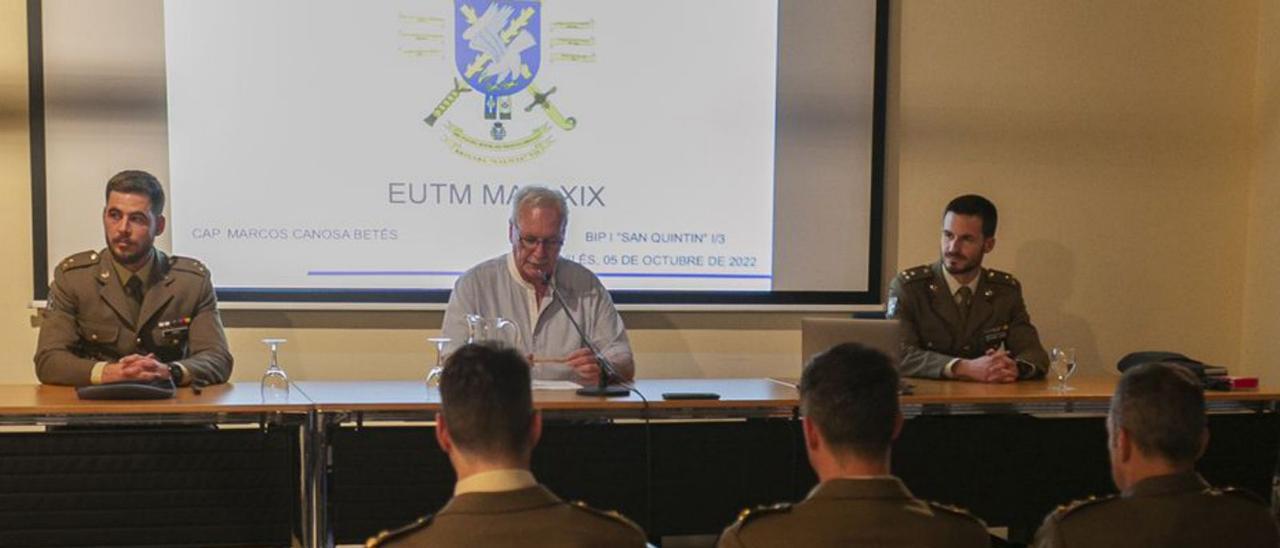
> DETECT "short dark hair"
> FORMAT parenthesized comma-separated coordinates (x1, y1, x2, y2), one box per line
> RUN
(1110, 362, 1206, 465)
(799, 342, 900, 458)
(944, 194, 997, 238)
(105, 170, 165, 215)
(439, 342, 535, 458)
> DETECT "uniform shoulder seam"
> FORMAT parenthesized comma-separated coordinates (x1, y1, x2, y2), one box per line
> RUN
(364, 514, 432, 547)
(57, 250, 101, 273)
(731, 502, 792, 528)
(1051, 494, 1116, 520)
(568, 500, 646, 535)
(1210, 486, 1269, 506)
(896, 264, 934, 284)
(926, 500, 987, 527)
(982, 269, 1020, 287)
(167, 256, 211, 277)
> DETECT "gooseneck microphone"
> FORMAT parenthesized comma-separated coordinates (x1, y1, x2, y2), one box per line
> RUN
(543, 270, 630, 397)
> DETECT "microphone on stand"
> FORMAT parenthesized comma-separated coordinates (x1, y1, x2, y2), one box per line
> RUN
(543, 270, 630, 397)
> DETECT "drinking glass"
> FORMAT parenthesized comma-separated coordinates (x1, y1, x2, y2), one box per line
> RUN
(260, 338, 290, 402)
(1049, 346, 1078, 392)
(426, 337, 450, 387)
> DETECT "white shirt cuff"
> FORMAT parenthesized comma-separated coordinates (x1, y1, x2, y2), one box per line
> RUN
(90, 361, 108, 385)
(943, 358, 960, 378)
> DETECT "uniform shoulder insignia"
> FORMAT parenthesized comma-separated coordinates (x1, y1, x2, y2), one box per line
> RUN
(983, 269, 1020, 287)
(569, 500, 645, 533)
(58, 250, 101, 272)
(733, 502, 792, 526)
(168, 256, 211, 277)
(364, 514, 432, 547)
(926, 500, 986, 527)
(1051, 494, 1116, 518)
(897, 265, 934, 284)
(1209, 486, 1269, 506)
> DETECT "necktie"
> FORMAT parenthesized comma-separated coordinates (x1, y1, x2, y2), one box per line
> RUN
(124, 275, 145, 322)
(955, 286, 972, 325)
(125, 275, 145, 305)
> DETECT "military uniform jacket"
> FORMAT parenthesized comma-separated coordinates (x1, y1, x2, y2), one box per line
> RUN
(1033, 472, 1280, 548)
(887, 261, 1049, 379)
(717, 477, 989, 548)
(34, 249, 233, 386)
(368, 484, 647, 547)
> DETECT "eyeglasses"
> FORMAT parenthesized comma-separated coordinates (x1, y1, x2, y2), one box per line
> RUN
(516, 234, 565, 250)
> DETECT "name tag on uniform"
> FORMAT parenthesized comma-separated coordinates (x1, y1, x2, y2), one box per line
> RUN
(982, 325, 1009, 346)
(160, 326, 189, 339)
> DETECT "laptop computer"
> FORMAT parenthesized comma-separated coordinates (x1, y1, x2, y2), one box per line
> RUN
(800, 317, 902, 367)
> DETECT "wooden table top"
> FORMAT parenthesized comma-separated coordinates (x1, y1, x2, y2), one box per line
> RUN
(772, 375, 1280, 405)
(2, 376, 1275, 418)
(0, 383, 313, 416)
(903, 376, 1122, 404)
(294, 378, 799, 413)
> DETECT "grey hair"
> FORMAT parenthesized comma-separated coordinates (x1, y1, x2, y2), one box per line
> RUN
(1109, 362, 1206, 465)
(509, 185, 568, 230)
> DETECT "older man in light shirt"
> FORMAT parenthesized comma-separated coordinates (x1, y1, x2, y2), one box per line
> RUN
(440, 185, 634, 384)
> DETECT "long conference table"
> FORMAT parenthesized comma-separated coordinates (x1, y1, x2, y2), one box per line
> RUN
(0, 377, 1276, 547)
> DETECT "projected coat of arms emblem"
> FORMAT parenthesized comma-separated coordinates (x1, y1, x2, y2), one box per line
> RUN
(413, 0, 581, 165)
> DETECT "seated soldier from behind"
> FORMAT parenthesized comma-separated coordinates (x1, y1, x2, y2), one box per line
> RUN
(367, 342, 647, 547)
(1033, 362, 1280, 548)
(718, 343, 989, 548)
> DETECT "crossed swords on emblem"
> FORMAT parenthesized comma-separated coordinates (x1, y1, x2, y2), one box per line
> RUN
(424, 77, 577, 131)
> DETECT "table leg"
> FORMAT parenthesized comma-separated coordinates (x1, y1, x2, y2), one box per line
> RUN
(300, 410, 331, 548)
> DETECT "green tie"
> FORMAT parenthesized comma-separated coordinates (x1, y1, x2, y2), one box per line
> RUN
(956, 286, 972, 325)
(124, 275, 144, 321)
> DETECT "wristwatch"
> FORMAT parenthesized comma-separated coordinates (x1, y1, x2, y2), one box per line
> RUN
(167, 362, 185, 386)
(1016, 358, 1036, 379)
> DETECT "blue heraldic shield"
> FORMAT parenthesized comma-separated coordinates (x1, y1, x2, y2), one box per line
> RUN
(455, 0, 542, 121)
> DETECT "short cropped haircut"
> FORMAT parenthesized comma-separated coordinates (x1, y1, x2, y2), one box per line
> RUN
(944, 194, 997, 239)
(105, 170, 165, 216)
(439, 343, 535, 458)
(510, 185, 568, 231)
(799, 342, 900, 458)
(1110, 362, 1206, 465)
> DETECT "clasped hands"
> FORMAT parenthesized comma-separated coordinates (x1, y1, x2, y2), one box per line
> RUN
(102, 353, 169, 384)
(954, 349, 1019, 383)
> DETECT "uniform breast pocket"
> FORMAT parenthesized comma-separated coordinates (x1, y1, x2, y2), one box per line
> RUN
(77, 321, 119, 346)
(918, 317, 953, 350)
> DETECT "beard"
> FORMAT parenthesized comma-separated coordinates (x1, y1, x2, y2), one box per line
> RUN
(108, 238, 153, 267)
(943, 253, 981, 276)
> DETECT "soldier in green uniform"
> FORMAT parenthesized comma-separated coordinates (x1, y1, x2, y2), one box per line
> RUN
(34, 170, 232, 387)
(1033, 362, 1279, 547)
(366, 343, 646, 547)
(887, 194, 1048, 382)
(718, 343, 989, 548)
